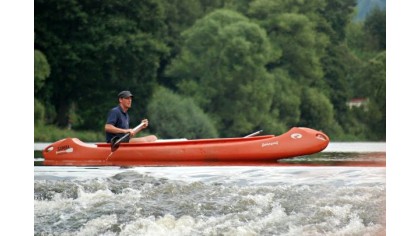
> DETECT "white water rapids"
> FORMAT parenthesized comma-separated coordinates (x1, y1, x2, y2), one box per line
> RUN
(34, 166, 385, 236)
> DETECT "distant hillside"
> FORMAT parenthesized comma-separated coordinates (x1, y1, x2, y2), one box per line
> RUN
(354, 0, 386, 21)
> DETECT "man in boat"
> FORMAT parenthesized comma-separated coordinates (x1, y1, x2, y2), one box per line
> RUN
(105, 90, 158, 143)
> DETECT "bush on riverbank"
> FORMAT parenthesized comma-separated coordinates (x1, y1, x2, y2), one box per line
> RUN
(35, 124, 103, 142)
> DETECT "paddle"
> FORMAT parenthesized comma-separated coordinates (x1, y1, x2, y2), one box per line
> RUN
(110, 121, 146, 152)
(244, 130, 263, 138)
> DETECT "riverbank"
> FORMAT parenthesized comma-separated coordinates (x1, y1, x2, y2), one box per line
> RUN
(34, 124, 103, 142)
(35, 124, 386, 144)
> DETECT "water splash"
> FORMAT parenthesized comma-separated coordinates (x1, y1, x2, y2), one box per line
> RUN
(35, 168, 385, 235)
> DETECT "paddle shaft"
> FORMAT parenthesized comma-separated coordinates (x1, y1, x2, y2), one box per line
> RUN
(113, 121, 146, 147)
(244, 130, 263, 138)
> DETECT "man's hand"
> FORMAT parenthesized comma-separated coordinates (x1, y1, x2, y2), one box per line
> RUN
(127, 129, 135, 137)
(141, 119, 149, 129)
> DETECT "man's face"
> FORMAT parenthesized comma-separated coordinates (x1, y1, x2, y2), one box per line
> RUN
(120, 97, 132, 109)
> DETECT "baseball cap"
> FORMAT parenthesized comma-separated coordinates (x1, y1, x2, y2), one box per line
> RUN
(118, 91, 133, 98)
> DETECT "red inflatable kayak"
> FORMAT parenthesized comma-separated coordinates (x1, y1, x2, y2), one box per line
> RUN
(42, 127, 329, 166)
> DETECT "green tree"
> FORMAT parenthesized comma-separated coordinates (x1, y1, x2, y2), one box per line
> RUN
(358, 51, 386, 140)
(34, 49, 50, 125)
(158, 0, 205, 89)
(35, 0, 169, 129)
(167, 9, 274, 137)
(34, 49, 50, 94)
(322, 44, 358, 124)
(246, 0, 345, 135)
(345, 22, 377, 59)
(248, 1, 329, 86)
(345, 8, 386, 140)
(34, 99, 45, 126)
(318, 0, 360, 137)
(270, 13, 325, 85)
(147, 86, 218, 139)
(320, 0, 357, 44)
(269, 68, 301, 130)
(299, 87, 335, 133)
(364, 7, 386, 51)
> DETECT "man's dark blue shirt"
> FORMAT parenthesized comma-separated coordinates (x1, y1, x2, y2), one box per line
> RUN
(106, 105, 130, 143)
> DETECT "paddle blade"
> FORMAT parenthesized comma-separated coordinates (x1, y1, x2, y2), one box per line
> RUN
(110, 136, 120, 152)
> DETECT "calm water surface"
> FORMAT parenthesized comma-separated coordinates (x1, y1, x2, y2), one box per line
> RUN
(34, 142, 386, 236)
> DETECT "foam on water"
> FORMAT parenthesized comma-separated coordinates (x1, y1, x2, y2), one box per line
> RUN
(34, 167, 385, 235)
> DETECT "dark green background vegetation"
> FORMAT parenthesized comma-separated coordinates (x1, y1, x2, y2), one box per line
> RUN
(34, 0, 385, 142)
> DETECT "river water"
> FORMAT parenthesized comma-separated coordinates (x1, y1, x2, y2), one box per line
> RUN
(34, 142, 386, 236)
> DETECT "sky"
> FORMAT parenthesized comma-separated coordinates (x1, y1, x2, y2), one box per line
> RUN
(1, 1, 420, 235)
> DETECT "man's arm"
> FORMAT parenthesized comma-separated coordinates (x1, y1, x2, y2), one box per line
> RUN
(105, 124, 132, 135)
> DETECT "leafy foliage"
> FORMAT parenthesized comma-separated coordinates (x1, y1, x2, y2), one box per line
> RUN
(167, 9, 274, 136)
(270, 69, 301, 130)
(299, 87, 335, 132)
(34, 0, 386, 141)
(35, 0, 169, 129)
(34, 50, 50, 93)
(364, 7, 386, 50)
(34, 124, 103, 142)
(247, 0, 329, 86)
(358, 52, 386, 139)
(147, 87, 218, 138)
(34, 99, 45, 126)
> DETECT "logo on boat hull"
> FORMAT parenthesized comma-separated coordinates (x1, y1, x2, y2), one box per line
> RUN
(56, 145, 74, 154)
(290, 133, 302, 139)
(261, 141, 279, 147)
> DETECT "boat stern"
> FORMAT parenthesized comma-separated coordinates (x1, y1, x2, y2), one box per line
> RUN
(42, 138, 101, 163)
